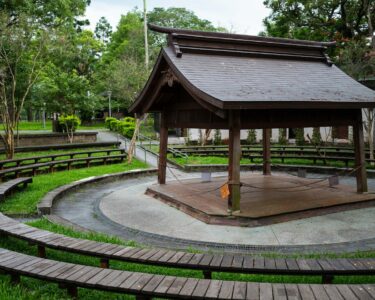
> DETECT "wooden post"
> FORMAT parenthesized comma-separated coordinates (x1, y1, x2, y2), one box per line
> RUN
(158, 111, 168, 184)
(263, 128, 271, 175)
(228, 110, 241, 212)
(353, 110, 368, 193)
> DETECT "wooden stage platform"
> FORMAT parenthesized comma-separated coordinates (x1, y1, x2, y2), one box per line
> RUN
(146, 174, 375, 226)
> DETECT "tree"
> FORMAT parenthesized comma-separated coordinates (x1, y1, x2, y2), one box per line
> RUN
(246, 129, 257, 144)
(0, 0, 90, 158)
(278, 128, 288, 145)
(0, 12, 49, 158)
(95, 17, 112, 44)
(263, 0, 375, 42)
(295, 128, 305, 146)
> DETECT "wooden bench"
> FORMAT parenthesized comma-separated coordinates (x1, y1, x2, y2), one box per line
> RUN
(0, 154, 126, 181)
(0, 141, 121, 154)
(0, 149, 125, 170)
(0, 178, 32, 201)
(1, 213, 374, 284)
(0, 248, 374, 299)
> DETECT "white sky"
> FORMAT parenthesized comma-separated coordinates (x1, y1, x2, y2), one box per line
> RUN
(85, 0, 270, 35)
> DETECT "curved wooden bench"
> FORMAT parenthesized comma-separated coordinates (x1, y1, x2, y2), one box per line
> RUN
(0, 178, 32, 201)
(0, 248, 374, 300)
(0, 154, 127, 181)
(0, 148, 125, 170)
(1, 213, 374, 284)
(0, 141, 121, 154)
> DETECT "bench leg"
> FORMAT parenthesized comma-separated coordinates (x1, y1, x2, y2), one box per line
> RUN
(32, 168, 37, 176)
(136, 295, 152, 300)
(67, 285, 78, 299)
(10, 272, 20, 284)
(203, 270, 212, 279)
(322, 274, 334, 284)
(68, 162, 72, 171)
(86, 160, 90, 167)
(49, 166, 54, 173)
(37, 245, 46, 258)
(100, 258, 109, 268)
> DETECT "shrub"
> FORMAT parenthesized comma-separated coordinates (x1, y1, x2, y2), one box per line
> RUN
(213, 129, 222, 145)
(58, 115, 80, 133)
(295, 128, 305, 146)
(58, 115, 81, 143)
(312, 127, 322, 145)
(246, 129, 257, 144)
(278, 128, 287, 145)
(105, 117, 117, 129)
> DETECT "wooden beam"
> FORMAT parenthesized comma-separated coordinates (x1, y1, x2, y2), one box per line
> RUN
(158, 112, 168, 184)
(263, 128, 271, 175)
(228, 110, 241, 212)
(353, 110, 368, 193)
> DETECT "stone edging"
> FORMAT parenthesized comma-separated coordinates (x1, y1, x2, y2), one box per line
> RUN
(37, 168, 158, 215)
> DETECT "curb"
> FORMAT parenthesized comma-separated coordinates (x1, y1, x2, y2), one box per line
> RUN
(37, 168, 158, 215)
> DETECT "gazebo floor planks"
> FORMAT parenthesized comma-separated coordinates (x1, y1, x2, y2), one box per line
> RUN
(147, 174, 375, 226)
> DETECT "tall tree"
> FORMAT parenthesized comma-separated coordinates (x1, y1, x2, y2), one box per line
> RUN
(95, 16, 112, 44)
(263, 0, 375, 42)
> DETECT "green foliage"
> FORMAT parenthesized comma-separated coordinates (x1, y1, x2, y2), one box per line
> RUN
(246, 129, 257, 144)
(213, 129, 222, 145)
(312, 127, 322, 145)
(95, 16, 112, 44)
(263, 0, 374, 42)
(295, 128, 305, 146)
(0, 159, 147, 215)
(337, 39, 375, 80)
(278, 128, 288, 145)
(105, 117, 117, 129)
(106, 117, 136, 139)
(58, 115, 81, 133)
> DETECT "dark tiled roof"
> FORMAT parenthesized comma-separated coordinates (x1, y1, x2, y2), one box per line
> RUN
(129, 25, 375, 113)
(164, 47, 375, 107)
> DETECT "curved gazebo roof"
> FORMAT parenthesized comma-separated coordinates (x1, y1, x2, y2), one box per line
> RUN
(129, 24, 375, 115)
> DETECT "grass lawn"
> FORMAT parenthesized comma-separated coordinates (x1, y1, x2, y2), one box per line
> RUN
(0, 218, 374, 299)
(0, 159, 148, 215)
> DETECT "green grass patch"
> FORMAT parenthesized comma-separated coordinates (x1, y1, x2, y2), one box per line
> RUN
(0, 160, 148, 215)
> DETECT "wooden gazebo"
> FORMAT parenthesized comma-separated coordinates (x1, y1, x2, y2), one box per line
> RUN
(129, 24, 375, 213)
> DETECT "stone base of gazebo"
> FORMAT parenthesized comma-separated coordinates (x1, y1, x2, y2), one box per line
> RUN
(146, 174, 375, 227)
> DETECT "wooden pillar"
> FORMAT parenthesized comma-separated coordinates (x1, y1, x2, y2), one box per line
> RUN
(263, 128, 271, 175)
(353, 110, 368, 193)
(158, 111, 168, 184)
(228, 111, 241, 212)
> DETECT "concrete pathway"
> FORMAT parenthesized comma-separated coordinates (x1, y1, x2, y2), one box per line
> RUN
(52, 131, 375, 253)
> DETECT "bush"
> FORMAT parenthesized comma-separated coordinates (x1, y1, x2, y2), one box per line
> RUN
(278, 128, 287, 145)
(246, 129, 257, 144)
(213, 129, 222, 145)
(58, 115, 81, 133)
(105, 116, 136, 138)
(295, 128, 305, 146)
(105, 117, 117, 129)
(312, 127, 322, 145)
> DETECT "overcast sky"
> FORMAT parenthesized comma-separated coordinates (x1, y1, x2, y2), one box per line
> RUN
(85, 0, 271, 35)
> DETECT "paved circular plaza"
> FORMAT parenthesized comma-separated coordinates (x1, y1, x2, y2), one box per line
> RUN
(52, 170, 375, 254)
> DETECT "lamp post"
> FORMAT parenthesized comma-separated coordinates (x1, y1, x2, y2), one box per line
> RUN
(42, 102, 46, 129)
(108, 90, 112, 118)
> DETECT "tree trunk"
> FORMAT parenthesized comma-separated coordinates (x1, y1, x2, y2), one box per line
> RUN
(2, 128, 15, 159)
(27, 107, 33, 121)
